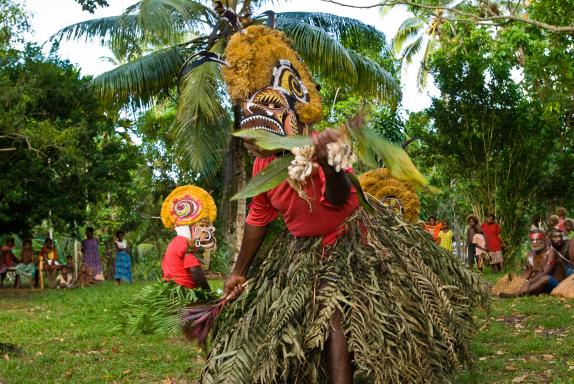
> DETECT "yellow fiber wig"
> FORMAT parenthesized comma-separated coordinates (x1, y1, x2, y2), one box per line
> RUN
(161, 185, 217, 229)
(222, 25, 322, 124)
(358, 168, 420, 223)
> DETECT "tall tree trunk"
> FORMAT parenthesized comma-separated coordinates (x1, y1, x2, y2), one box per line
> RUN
(220, 105, 247, 271)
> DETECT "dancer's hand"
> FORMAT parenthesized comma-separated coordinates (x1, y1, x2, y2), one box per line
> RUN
(313, 129, 339, 167)
(224, 273, 246, 300)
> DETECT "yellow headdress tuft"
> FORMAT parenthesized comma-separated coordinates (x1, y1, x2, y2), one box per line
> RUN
(161, 185, 217, 229)
(222, 25, 322, 124)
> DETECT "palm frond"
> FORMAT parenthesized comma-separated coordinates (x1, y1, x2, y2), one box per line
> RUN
(173, 61, 230, 178)
(93, 46, 185, 104)
(401, 35, 426, 64)
(277, 18, 356, 84)
(51, 0, 211, 46)
(126, 0, 214, 36)
(392, 17, 425, 56)
(417, 38, 438, 91)
(277, 12, 388, 53)
(51, 15, 140, 45)
(347, 49, 401, 101)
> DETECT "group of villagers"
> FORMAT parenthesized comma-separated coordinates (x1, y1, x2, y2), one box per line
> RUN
(493, 208, 574, 299)
(126, 17, 490, 384)
(0, 227, 131, 289)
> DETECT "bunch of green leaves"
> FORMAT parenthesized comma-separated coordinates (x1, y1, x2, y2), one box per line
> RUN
(230, 125, 429, 203)
(117, 281, 219, 335)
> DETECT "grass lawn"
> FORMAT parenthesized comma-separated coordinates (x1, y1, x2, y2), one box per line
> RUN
(2, 275, 574, 383)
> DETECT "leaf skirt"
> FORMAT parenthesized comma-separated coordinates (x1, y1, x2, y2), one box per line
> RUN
(203, 200, 489, 383)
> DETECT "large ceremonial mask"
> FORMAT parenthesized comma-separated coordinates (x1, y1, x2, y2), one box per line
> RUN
(161, 185, 217, 250)
(222, 25, 323, 137)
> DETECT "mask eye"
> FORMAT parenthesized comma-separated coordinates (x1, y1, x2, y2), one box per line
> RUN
(271, 60, 310, 103)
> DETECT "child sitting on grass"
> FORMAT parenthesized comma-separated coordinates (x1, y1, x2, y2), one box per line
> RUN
(56, 266, 73, 289)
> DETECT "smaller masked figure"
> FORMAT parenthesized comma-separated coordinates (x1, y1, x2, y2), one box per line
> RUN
(161, 185, 216, 290)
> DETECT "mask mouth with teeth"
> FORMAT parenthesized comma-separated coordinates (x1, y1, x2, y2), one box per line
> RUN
(192, 219, 217, 250)
(240, 60, 310, 137)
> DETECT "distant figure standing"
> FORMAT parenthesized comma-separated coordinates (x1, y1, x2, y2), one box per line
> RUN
(438, 221, 454, 253)
(472, 227, 488, 272)
(114, 231, 132, 285)
(466, 214, 480, 269)
(82, 227, 104, 281)
(39, 238, 59, 288)
(424, 216, 442, 244)
(482, 214, 504, 273)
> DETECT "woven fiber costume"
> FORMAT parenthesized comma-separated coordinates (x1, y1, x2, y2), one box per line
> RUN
(202, 25, 488, 384)
(119, 185, 218, 335)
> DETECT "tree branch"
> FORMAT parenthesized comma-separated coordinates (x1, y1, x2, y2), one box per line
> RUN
(320, 0, 574, 33)
(0, 134, 48, 157)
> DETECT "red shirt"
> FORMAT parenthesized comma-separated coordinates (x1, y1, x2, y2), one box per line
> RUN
(162, 236, 201, 288)
(481, 222, 502, 252)
(2, 245, 16, 267)
(246, 155, 359, 242)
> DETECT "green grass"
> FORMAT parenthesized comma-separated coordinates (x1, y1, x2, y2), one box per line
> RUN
(456, 269, 574, 383)
(2, 277, 574, 383)
(0, 281, 220, 384)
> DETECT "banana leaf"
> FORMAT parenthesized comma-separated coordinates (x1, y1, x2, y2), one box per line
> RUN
(232, 130, 313, 151)
(231, 154, 294, 200)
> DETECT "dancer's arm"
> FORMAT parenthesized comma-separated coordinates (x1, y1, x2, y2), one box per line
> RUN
(224, 223, 268, 299)
(313, 129, 351, 206)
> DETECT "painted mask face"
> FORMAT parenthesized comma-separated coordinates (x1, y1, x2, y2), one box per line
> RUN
(240, 60, 310, 136)
(192, 218, 216, 250)
(529, 231, 545, 251)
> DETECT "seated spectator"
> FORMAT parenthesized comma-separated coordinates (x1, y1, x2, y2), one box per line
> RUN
(499, 230, 565, 298)
(39, 238, 59, 288)
(549, 227, 572, 276)
(1, 238, 18, 288)
(65, 255, 75, 274)
(564, 218, 573, 241)
(472, 228, 488, 272)
(438, 221, 454, 253)
(15, 239, 36, 288)
(547, 215, 560, 231)
(556, 207, 568, 231)
(55, 266, 73, 289)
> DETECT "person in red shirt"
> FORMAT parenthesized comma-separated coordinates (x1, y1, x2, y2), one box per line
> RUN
(1, 238, 18, 288)
(482, 214, 504, 273)
(160, 185, 217, 291)
(201, 25, 488, 384)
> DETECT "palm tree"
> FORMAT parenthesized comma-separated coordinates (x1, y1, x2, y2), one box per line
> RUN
(391, 3, 461, 91)
(53, 0, 401, 255)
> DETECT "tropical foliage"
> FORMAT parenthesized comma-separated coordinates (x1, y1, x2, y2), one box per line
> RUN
(406, 19, 574, 263)
(52, 0, 401, 180)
